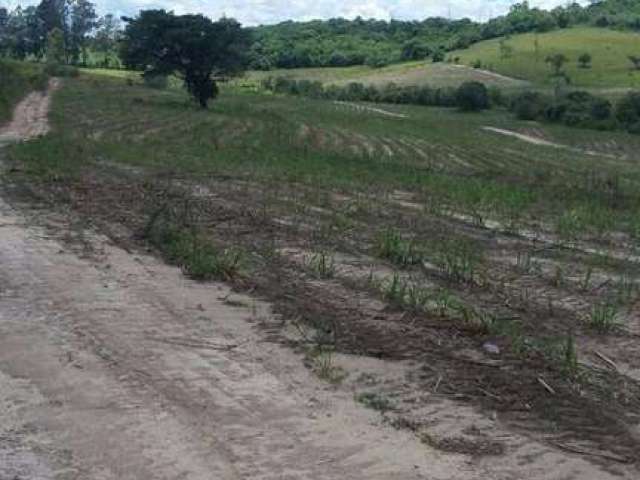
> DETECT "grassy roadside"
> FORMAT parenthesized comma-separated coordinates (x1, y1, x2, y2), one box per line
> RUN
(0, 60, 47, 124)
(5, 71, 640, 462)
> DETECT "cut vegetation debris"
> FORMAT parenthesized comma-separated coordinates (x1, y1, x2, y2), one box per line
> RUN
(482, 125, 617, 158)
(5, 27, 640, 477)
(334, 101, 409, 118)
(5, 1, 640, 477)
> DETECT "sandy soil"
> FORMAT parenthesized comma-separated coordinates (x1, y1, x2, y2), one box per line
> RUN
(1, 195, 482, 480)
(334, 101, 409, 119)
(483, 126, 564, 148)
(449, 64, 522, 83)
(0, 78, 60, 145)
(1, 79, 638, 480)
(482, 126, 617, 159)
(0, 80, 475, 480)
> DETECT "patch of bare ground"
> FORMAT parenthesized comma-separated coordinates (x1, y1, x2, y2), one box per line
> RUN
(483, 126, 620, 159)
(3, 81, 640, 478)
(333, 101, 409, 119)
(2, 194, 473, 479)
(12, 168, 640, 470)
(0, 78, 60, 145)
(0, 84, 482, 480)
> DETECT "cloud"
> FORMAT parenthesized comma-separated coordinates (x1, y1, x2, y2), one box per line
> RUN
(2, 0, 587, 26)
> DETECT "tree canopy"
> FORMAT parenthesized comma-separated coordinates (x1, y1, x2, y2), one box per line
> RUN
(0, 0, 98, 63)
(120, 10, 248, 108)
(2, 0, 640, 71)
(246, 1, 640, 69)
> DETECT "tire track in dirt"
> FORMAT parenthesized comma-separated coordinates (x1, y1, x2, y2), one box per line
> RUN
(483, 126, 618, 159)
(0, 78, 60, 145)
(0, 77, 483, 480)
(3, 78, 639, 480)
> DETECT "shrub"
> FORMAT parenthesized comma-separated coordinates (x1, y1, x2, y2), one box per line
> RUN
(511, 91, 550, 120)
(365, 52, 392, 68)
(578, 53, 592, 69)
(616, 91, 640, 128)
(273, 76, 297, 95)
(554, 91, 612, 127)
(431, 49, 445, 63)
(142, 73, 169, 89)
(297, 79, 323, 98)
(628, 55, 640, 71)
(43, 63, 79, 78)
(434, 87, 458, 107)
(455, 81, 489, 111)
(488, 86, 506, 107)
(344, 82, 366, 101)
(628, 121, 640, 134)
(590, 97, 613, 121)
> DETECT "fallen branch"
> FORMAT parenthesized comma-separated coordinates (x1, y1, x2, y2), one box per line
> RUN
(478, 387, 502, 401)
(433, 375, 442, 393)
(594, 350, 618, 371)
(150, 336, 240, 351)
(549, 441, 632, 464)
(537, 376, 556, 395)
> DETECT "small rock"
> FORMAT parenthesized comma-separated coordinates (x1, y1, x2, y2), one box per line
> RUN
(482, 341, 500, 355)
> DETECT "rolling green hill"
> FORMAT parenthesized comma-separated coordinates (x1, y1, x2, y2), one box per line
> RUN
(453, 27, 640, 88)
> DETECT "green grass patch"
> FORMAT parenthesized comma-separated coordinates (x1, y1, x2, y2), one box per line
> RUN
(8, 72, 640, 243)
(454, 27, 640, 88)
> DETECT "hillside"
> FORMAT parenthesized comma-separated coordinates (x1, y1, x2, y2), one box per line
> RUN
(245, 61, 528, 89)
(454, 27, 640, 88)
(245, 0, 640, 70)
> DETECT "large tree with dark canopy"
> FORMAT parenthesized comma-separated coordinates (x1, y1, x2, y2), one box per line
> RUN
(120, 10, 248, 108)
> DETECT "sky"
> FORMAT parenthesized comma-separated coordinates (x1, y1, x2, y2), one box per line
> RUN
(1, 0, 588, 26)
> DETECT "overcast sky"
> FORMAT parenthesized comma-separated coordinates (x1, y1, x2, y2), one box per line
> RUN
(1, 1, 588, 26)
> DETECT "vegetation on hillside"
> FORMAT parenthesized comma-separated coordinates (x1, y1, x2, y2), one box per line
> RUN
(0, 0, 120, 68)
(264, 74, 640, 135)
(455, 27, 640, 87)
(247, 0, 640, 69)
(261, 75, 498, 111)
(4, 1, 640, 72)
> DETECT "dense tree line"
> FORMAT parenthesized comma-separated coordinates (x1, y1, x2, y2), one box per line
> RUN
(262, 77, 498, 111)
(2, 0, 640, 72)
(0, 0, 120, 67)
(511, 89, 640, 134)
(248, 1, 640, 69)
(266, 75, 640, 135)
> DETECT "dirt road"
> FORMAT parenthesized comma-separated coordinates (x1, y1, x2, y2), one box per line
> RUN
(0, 81, 482, 479)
